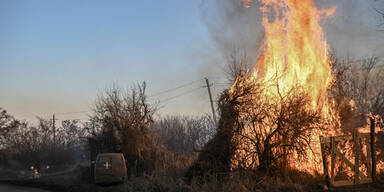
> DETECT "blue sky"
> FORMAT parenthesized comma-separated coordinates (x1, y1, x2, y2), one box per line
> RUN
(0, 0, 228, 122)
(1, 0, 383, 122)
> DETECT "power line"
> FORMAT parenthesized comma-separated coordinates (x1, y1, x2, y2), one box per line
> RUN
(214, 82, 232, 85)
(214, 84, 231, 87)
(205, 76, 227, 80)
(159, 86, 204, 104)
(55, 111, 89, 115)
(49, 78, 219, 119)
(149, 79, 204, 98)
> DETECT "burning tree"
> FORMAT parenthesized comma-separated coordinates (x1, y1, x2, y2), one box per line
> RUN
(188, 0, 340, 179)
(229, 76, 324, 172)
(188, 74, 328, 178)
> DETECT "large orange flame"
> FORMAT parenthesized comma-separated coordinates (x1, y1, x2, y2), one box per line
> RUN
(234, 0, 384, 179)
(231, 0, 337, 173)
(251, 0, 335, 111)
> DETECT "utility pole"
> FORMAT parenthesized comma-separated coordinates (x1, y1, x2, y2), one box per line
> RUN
(205, 78, 217, 124)
(52, 113, 56, 147)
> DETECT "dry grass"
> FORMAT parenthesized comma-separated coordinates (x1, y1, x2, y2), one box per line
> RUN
(186, 168, 324, 192)
(11, 166, 384, 192)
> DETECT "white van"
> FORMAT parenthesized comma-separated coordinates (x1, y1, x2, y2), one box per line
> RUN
(94, 153, 127, 184)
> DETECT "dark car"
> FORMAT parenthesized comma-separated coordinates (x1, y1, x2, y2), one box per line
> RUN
(94, 153, 127, 184)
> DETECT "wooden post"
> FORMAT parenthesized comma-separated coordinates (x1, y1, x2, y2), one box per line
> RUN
(330, 137, 335, 184)
(320, 136, 330, 187)
(370, 117, 376, 183)
(367, 135, 372, 179)
(353, 130, 360, 184)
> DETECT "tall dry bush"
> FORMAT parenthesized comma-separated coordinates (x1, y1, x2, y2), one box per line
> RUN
(154, 115, 215, 155)
(91, 82, 157, 175)
(149, 115, 216, 180)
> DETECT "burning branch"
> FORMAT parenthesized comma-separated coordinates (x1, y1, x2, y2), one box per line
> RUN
(229, 75, 324, 173)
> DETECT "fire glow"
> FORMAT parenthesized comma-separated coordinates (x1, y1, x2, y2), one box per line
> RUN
(239, 0, 335, 110)
(230, 0, 338, 173)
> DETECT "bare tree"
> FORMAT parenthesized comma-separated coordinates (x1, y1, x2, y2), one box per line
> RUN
(373, 6, 384, 31)
(224, 48, 252, 83)
(330, 55, 384, 117)
(3, 117, 85, 171)
(154, 115, 215, 154)
(0, 108, 19, 146)
(91, 82, 157, 175)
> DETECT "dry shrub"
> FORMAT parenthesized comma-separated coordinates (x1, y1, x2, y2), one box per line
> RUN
(186, 168, 322, 192)
(150, 147, 197, 179)
(154, 115, 215, 155)
(185, 88, 239, 183)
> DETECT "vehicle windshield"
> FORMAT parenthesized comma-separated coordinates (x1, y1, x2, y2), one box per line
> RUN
(97, 155, 123, 166)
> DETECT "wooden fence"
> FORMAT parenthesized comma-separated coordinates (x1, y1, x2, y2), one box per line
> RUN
(320, 118, 376, 187)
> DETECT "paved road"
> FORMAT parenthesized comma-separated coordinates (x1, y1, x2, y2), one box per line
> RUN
(0, 183, 50, 192)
